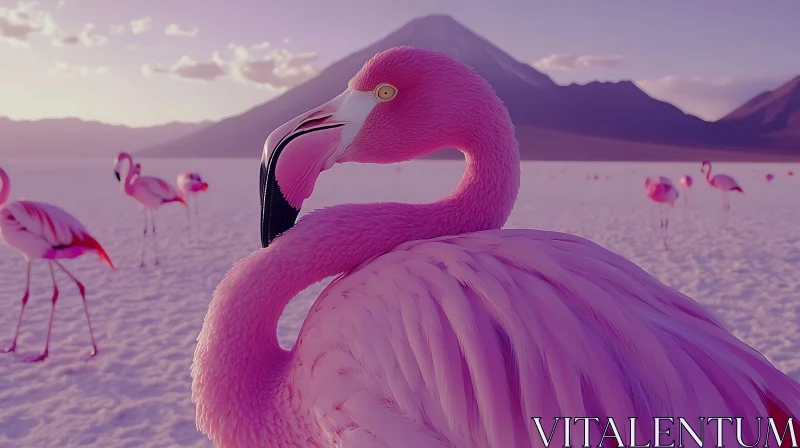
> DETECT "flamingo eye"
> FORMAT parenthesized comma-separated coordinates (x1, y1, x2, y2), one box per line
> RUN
(374, 83, 397, 102)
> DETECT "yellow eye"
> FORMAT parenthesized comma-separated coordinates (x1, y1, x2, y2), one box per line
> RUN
(375, 83, 397, 102)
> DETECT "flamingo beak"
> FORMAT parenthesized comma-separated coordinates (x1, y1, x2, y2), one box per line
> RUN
(259, 97, 354, 248)
(114, 170, 121, 182)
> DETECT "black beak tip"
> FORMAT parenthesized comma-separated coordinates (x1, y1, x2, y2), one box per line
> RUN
(114, 171, 121, 182)
(260, 145, 300, 249)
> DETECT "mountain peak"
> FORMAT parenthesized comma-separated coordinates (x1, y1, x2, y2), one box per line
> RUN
(720, 75, 800, 137)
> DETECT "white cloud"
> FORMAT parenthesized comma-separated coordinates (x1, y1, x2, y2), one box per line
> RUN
(47, 61, 109, 78)
(51, 23, 107, 47)
(56, 0, 65, 9)
(109, 24, 125, 35)
(251, 41, 269, 50)
(533, 53, 623, 70)
(142, 55, 227, 81)
(165, 23, 198, 37)
(142, 44, 318, 90)
(0, 1, 58, 46)
(635, 75, 790, 121)
(130, 17, 151, 35)
(221, 45, 318, 89)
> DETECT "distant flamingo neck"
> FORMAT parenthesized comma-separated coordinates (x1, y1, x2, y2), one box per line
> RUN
(193, 114, 520, 446)
(119, 157, 137, 195)
(703, 162, 713, 183)
(0, 168, 9, 207)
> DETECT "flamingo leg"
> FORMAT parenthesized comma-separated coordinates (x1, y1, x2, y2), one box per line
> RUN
(54, 261, 98, 360)
(722, 191, 730, 227)
(151, 209, 159, 266)
(3, 261, 31, 353)
(663, 206, 670, 250)
(194, 195, 200, 232)
(25, 262, 59, 363)
(140, 209, 148, 267)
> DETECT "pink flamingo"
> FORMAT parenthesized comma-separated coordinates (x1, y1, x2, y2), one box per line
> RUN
(789, 170, 794, 176)
(177, 171, 208, 232)
(191, 48, 800, 448)
(645, 178, 678, 248)
(700, 160, 743, 226)
(114, 152, 186, 266)
(0, 166, 112, 362)
(766, 173, 775, 182)
(677, 175, 692, 203)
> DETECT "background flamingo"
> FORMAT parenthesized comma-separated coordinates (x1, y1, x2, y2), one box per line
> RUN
(645, 177, 678, 248)
(176, 171, 208, 234)
(789, 170, 794, 176)
(700, 160, 743, 226)
(192, 47, 800, 448)
(114, 152, 186, 266)
(766, 173, 775, 182)
(677, 174, 692, 203)
(0, 166, 112, 362)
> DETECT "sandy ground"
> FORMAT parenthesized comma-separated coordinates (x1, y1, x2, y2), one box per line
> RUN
(0, 159, 798, 447)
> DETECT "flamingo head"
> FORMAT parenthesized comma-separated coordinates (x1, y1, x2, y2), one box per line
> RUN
(114, 151, 134, 182)
(644, 177, 652, 189)
(258, 46, 509, 248)
(700, 160, 711, 173)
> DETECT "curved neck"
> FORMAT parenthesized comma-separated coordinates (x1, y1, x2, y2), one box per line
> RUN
(703, 162, 712, 182)
(193, 117, 520, 446)
(0, 168, 9, 207)
(120, 157, 137, 194)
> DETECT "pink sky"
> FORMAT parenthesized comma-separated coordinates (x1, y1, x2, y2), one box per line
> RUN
(1, 0, 798, 127)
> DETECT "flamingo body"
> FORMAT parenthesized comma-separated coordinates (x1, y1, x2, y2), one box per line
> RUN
(192, 47, 800, 448)
(766, 173, 775, 182)
(1, 200, 112, 265)
(678, 175, 692, 188)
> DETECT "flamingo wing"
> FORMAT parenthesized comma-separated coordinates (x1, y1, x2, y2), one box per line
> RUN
(294, 230, 800, 448)
(141, 176, 183, 202)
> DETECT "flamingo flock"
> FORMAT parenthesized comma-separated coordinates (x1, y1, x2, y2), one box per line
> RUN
(1, 47, 798, 447)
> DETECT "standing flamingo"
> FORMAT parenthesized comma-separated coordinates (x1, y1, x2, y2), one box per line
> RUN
(0, 167, 112, 362)
(677, 175, 692, 203)
(191, 47, 800, 448)
(788, 170, 794, 176)
(114, 153, 186, 266)
(177, 171, 209, 233)
(700, 160, 743, 226)
(766, 173, 775, 182)
(645, 178, 678, 249)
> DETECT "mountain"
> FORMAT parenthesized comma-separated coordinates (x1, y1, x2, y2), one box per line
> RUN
(142, 14, 769, 159)
(719, 75, 800, 149)
(0, 118, 210, 158)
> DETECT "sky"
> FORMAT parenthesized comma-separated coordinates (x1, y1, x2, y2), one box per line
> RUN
(1, 0, 798, 127)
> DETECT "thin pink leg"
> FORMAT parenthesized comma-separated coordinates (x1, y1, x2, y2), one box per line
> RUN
(140, 209, 147, 267)
(54, 261, 98, 360)
(25, 262, 58, 363)
(3, 261, 31, 353)
(151, 210, 159, 265)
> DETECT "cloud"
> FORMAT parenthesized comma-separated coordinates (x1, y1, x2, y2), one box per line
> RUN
(635, 75, 791, 121)
(142, 55, 227, 81)
(222, 45, 318, 89)
(130, 17, 151, 35)
(165, 23, 198, 37)
(533, 53, 623, 70)
(142, 44, 318, 89)
(251, 41, 269, 50)
(109, 24, 125, 35)
(0, 1, 58, 46)
(56, 0, 65, 9)
(51, 23, 107, 46)
(47, 61, 109, 78)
